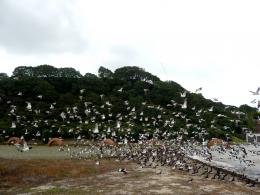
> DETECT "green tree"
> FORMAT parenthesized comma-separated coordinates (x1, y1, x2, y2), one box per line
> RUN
(98, 66, 113, 78)
(58, 67, 82, 78)
(12, 66, 34, 77)
(0, 73, 9, 80)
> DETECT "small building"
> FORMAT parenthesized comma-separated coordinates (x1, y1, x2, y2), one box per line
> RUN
(246, 120, 260, 143)
(246, 133, 260, 143)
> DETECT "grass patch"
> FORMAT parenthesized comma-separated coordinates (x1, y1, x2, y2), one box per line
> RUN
(231, 136, 245, 144)
(40, 187, 90, 195)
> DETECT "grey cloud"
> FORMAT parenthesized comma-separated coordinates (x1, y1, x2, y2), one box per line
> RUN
(0, 0, 87, 54)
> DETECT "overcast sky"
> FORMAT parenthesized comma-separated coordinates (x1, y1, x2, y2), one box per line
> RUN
(0, 0, 259, 107)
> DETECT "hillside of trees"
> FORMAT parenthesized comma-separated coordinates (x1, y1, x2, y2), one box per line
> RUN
(0, 65, 258, 143)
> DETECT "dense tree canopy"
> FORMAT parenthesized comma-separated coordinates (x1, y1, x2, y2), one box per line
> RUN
(13, 65, 82, 78)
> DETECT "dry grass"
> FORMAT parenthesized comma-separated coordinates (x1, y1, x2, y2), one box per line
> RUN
(0, 158, 128, 190)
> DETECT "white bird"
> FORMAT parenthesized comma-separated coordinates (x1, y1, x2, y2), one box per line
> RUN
(180, 91, 187, 98)
(37, 95, 43, 99)
(36, 131, 41, 137)
(34, 109, 40, 115)
(60, 112, 66, 120)
(116, 121, 121, 128)
(80, 89, 85, 94)
(249, 87, 260, 95)
(181, 99, 187, 109)
(208, 106, 214, 112)
(93, 124, 99, 133)
(106, 101, 112, 106)
(26, 102, 32, 111)
(10, 106, 16, 114)
(117, 88, 123, 92)
(18, 92, 22, 96)
(11, 122, 16, 128)
(112, 131, 116, 136)
(107, 127, 111, 133)
(15, 136, 31, 152)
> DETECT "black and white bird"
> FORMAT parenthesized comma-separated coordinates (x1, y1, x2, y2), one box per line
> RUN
(118, 168, 128, 174)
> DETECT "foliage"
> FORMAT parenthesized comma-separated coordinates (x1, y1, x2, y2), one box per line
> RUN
(13, 65, 82, 78)
(0, 65, 257, 141)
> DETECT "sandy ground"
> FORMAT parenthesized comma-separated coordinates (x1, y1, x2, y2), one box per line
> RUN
(29, 163, 260, 195)
(1, 145, 260, 194)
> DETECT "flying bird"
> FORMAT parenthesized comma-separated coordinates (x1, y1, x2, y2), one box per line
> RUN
(26, 102, 32, 111)
(180, 91, 187, 98)
(182, 99, 187, 109)
(208, 106, 214, 112)
(11, 122, 16, 128)
(37, 95, 43, 99)
(80, 89, 85, 94)
(195, 87, 202, 93)
(212, 98, 218, 102)
(249, 87, 260, 95)
(251, 99, 257, 104)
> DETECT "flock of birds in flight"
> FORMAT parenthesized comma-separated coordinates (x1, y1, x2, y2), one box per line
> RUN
(249, 87, 260, 106)
(2, 85, 260, 186)
(2, 85, 246, 144)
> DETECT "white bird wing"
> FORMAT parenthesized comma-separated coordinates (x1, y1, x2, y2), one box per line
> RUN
(23, 140, 29, 151)
(249, 90, 255, 94)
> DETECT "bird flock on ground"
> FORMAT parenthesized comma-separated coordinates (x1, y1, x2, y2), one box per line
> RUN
(64, 134, 260, 187)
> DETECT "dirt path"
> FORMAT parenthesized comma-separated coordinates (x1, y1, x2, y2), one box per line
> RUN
(3, 160, 258, 195)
